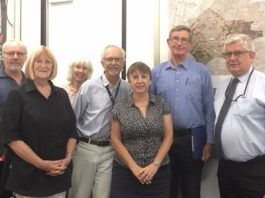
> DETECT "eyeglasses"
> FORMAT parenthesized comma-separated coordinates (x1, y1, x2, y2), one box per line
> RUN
(222, 51, 250, 58)
(225, 88, 245, 102)
(3, 51, 26, 57)
(103, 57, 123, 63)
(169, 36, 190, 44)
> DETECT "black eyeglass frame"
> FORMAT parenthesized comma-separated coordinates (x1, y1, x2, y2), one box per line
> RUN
(222, 50, 251, 58)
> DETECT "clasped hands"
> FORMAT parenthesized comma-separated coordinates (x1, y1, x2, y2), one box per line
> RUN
(132, 163, 159, 185)
(37, 157, 71, 176)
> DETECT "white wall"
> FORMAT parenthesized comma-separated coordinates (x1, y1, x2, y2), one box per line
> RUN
(48, 0, 123, 85)
(18, 0, 158, 86)
(126, 0, 159, 67)
(20, 1, 41, 50)
(17, 1, 219, 197)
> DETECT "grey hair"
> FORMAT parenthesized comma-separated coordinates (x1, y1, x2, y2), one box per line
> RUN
(224, 33, 255, 52)
(67, 57, 93, 83)
(100, 45, 126, 61)
(2, 39, 27, 54)
(168, 25, 192, 41)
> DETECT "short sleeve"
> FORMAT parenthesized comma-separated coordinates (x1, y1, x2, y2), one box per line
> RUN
(111, 102, 120, 122)
(2, 89, 23, 145)
(159, 96, 171, 115)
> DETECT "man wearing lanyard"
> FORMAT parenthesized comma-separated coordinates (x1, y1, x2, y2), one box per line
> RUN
(150, 25, 215, 198)
(68, 45, 130, 198)
(214, 33, 265, 198)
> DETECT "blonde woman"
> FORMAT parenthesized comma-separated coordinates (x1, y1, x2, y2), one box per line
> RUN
(2, 46, 78, 198)
(63, 58, 93, 104)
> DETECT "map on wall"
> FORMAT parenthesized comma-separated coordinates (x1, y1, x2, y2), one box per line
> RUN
(169, 0, 265, 77)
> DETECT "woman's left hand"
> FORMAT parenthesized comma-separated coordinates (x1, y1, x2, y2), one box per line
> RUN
(139, 163, 159, 185)
(46, 157, 71, 176)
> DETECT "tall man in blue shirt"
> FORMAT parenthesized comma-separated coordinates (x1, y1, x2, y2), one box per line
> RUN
(0, 40, 27, 198)
(150, 25, 215, 198)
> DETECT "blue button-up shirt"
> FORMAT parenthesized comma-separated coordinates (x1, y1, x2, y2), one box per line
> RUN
(150, 58, 215, 144)
(0, 69, 25, 120)
(0, 68, 25, 154)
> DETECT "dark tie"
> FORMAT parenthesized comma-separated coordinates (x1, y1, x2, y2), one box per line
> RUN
(215, 78, 239, 159)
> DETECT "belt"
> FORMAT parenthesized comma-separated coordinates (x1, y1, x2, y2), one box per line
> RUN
(173, 128, 192, 137)
(79, 137, 111, 147)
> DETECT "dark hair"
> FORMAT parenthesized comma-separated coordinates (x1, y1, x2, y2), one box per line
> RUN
(127, 61, 151, 80)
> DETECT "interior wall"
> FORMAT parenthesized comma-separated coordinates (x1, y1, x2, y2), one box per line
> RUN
(126, 0, 159, 68)
(47, 0, 122, 85)
(18, 1, 219, 197)
(20, 1, 41, 51)
(19, 0, 158, 86)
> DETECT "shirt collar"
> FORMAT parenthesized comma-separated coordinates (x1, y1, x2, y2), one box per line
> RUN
(0, 68, 25, 78)
(236, 66, 254, 83)
(166, 58, 189, 71)
(101, 72, 121, 89)
(24, 79, 56, 93)
(127, 94, 157, 107)
(0, 69, 7, 77)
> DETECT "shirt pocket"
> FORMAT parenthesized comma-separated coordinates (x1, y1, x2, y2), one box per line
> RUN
(233, 98, 257, 117)
(186, 80, 202, 101)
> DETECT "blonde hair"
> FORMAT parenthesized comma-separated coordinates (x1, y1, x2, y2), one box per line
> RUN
(67, 58, 93, 83)
(25, 46, 57, 80)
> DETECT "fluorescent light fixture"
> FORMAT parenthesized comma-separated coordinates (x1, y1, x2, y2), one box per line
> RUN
(49, 0, 73, 4)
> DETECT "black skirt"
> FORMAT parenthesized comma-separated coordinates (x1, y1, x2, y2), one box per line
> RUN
(111, 161, 171, 198)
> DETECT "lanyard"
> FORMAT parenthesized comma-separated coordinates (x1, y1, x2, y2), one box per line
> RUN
(225, 67, 254, 102)
(101, 76, 121, 105)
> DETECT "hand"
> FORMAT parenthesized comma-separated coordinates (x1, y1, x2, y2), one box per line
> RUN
(130, 165, 146, 184)
(202, 144, 212, 162)
(138, 163, 159, 185)
(37, 159, 67, 176)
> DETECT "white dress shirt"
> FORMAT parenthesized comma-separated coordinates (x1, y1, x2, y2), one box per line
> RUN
(215, 67, 265, 162)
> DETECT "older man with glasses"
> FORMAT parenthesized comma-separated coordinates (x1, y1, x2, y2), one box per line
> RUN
(214, 33, 265, 198)
(68, 45, 130, 198)
(0, 40, 27, 198)
(151, 25, 215, 198)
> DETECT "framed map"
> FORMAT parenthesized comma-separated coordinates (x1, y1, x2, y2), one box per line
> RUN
(169, 0, 265, 86)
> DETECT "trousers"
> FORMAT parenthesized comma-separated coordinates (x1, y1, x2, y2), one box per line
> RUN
(169, 134, 203, 198)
